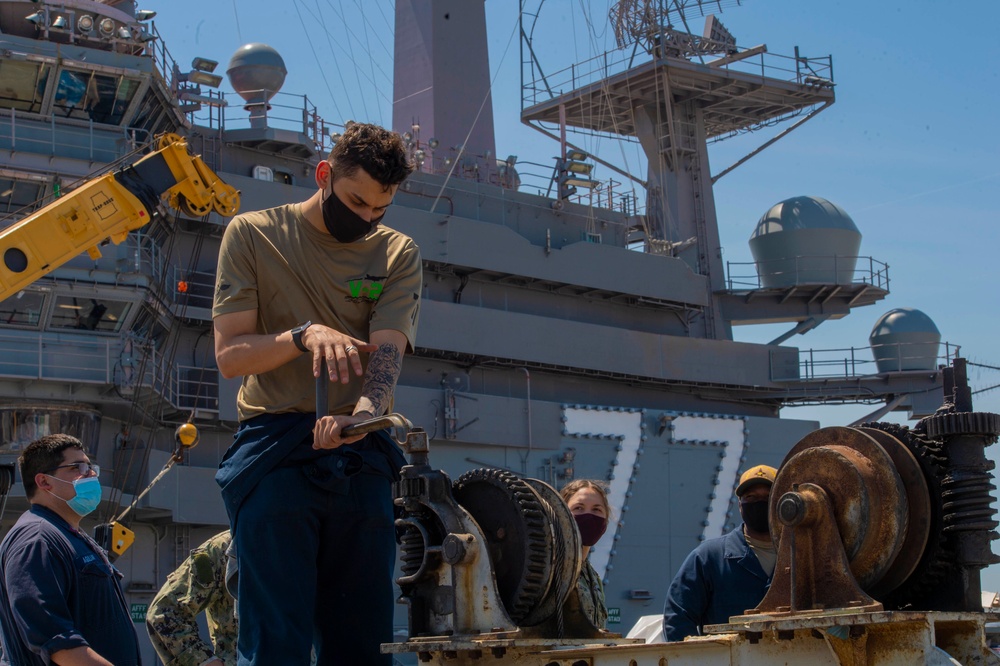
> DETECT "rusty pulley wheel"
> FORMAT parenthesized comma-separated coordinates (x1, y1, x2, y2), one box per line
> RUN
(855, 427, 932, 597)
(770, 427, 908, 590)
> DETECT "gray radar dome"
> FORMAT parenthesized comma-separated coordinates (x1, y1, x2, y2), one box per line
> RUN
(869, 308, 941, 373)
(749, 195, 862, 288)
(226, 43, 287, 106)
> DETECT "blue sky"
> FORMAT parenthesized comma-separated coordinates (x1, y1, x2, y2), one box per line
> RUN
(149, 0, 1000, 586)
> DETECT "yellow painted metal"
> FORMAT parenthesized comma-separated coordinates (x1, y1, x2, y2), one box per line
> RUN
(175, 422, 200, 448)
(158, 139, 240, 217)
(0, 170, 152, 299)
(106, 521, 136, 558)
(0, 136, 239, 301)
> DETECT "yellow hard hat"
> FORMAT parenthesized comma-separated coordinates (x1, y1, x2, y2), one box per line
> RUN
(736, 464, 777, 497)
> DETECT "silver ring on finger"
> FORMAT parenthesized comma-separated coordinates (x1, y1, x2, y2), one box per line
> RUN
(345, 345, 357, 353)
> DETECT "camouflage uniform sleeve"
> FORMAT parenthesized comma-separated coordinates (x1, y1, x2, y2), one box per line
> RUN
(146, 534, 230, 666)
(201, 533, 238, 666)
(578, 560, 609, 629)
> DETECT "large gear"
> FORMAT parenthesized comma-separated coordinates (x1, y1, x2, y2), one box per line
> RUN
(923, 412, 1000, 441)
(396, 508, 442, 581)
(452, 469, 553, 623)
(521, 478, 582, 629)
(861, 421, 954, 610)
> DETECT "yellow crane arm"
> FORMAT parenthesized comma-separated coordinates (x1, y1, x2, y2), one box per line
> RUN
(0, 136, 239, 301)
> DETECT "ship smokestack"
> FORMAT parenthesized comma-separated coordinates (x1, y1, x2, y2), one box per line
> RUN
(393, 0, 497, 176)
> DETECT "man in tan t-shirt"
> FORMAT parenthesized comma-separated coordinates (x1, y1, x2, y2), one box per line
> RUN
(213, 122, 419, 666)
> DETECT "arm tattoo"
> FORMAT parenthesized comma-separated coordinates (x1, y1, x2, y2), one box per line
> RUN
(359, 343, 403, 416)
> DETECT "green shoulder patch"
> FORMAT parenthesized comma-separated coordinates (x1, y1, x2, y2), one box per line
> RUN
(191, 551, 215, 587)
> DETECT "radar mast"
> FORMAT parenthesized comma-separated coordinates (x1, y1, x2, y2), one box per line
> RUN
(521, 0, 835, 340)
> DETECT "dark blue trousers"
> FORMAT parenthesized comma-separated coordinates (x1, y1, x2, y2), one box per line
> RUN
(234, 464, 396, 665)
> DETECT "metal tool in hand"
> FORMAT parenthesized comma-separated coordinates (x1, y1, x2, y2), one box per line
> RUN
(315, 357, 413, 442)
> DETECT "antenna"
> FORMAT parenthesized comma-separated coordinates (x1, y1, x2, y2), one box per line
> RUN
(610, 0, 744, 55)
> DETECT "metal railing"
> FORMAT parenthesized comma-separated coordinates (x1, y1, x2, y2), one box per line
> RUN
(523, 39, 833, 110)
(0, 109, 150, 164)
(170, 266, 215, 311)
(144, 21, 181, 92)
(164, 363, 219, 413)
(184, 88, 336, 156)
(121, 232, 166, 284)
(725, 256, 890, 291)
(773, 341, 961, 382)
(0, 331, 218, 414)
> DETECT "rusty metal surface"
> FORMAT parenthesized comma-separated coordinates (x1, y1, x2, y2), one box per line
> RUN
(770, 427, 908, 589)
(382, 635, 643, 660)
(754, 482, 884, 615)
(924, 411, 1000, 440)
(710, 609, 943, 634)
(856, 427, 932, 597)
(383, 612, 1000, 665)
(542, 612, 998, 666)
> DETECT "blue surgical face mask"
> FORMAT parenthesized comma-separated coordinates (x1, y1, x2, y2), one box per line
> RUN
(46, 475, 102, 517)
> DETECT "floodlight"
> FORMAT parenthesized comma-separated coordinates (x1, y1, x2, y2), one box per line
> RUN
(186, 70, 223, 88)
(51, 15, 67, 29)
(563, 176, 598, 188)
(116, 26, 131, 39)
(428, 138, 439, 149)
(135, 9, 157, 21)
(136, 29, 156, 42)
(77, 15, 94, 32)
(565, 161, 593, 175)
(191, 56, 218, 73)
(25, 10, 45, 25)
(566, 149, 588, 161)
(804, 75, 834, 88)
(99, 17, 115, 36)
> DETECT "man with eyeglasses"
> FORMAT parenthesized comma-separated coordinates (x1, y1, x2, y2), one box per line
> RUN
(0, 434, 140, 666)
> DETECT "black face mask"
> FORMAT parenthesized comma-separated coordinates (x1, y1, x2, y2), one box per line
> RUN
(574, 512, 609, 547)
(321, 184, 384, 243)
(740, 499, 770, 535)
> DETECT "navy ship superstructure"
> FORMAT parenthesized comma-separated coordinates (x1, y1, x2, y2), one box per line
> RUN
(0, 0, 981, 659)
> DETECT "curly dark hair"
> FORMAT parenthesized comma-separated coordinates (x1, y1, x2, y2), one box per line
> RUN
(329, 122, 414, 190)
(19, 434, 85, 499)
